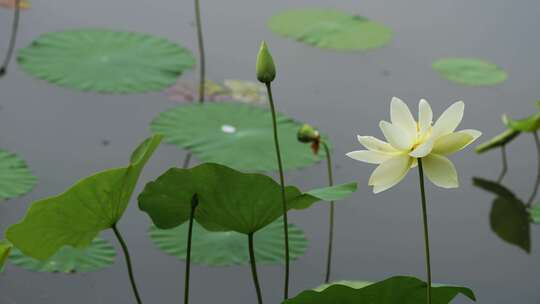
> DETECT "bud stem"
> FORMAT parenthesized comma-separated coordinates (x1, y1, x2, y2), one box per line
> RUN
(265, 82, 290, 300)
(322, 142, 335, 284)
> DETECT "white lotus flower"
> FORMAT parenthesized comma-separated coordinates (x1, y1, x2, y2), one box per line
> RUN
(347, 97, 481, 193)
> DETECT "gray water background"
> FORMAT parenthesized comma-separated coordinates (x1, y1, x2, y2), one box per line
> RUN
(1, 0, 539, 303)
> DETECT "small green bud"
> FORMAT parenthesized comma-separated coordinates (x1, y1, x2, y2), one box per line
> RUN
(256, 41, 276, 83)
(297, 124, 320, 143)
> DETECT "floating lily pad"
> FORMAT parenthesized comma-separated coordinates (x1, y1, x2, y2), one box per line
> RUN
(18, 29, 195, 93)
(285, 276, 476, 303)
(9, 237, 115, 273)
(148, 219, 307, 266)
(0, 240, 11, 272)
(138, 162, 357, 233)
(151, 102, 327, 172)
(475, 129, 520, 154)
(6, 135, 162, 260)
(0, 149, 37, 201)
(268, 8, 392, 51)
(530, 205, 540, 224)
(314, 280, 372, 292)
(432, 58, 507, 86)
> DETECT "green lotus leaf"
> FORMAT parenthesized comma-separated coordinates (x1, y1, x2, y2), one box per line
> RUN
(151, 102, 327, 172)
(9, 237, 115, 273)
(503, 113, 540, 132)
(530, 204, 540, 224)
(0, 149, 37, 201)
(472, 177, 516, 199)
(284, 276, 475, 303)
(313, 280, 372, 292)
(18, 29, 195, 93)
(490, 197, 530, 253)
(432, 58, 507, 86)
(0, 240, 11, 272)
(268, 8, 392, 51)
(6, 135, 162, 260)
(148, 219, 307, 266)
(474, 129, 520, 154)
(138, 162, 357, 234)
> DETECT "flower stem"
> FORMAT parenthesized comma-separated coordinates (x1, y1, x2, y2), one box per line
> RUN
(184, 195, 199, 304)
(181, 0, 206, 169)
(0, 0, 21, 77)
(264, 82, 290, 300)
(248, 233, 263, 304)
(322, 142, 335, 284)
(193, 0, 206, 103)
(417, 159, 432, 304)
(497, 145, 508, 183)
(527, 131, 540, 206)
(112, 224, 143, 304)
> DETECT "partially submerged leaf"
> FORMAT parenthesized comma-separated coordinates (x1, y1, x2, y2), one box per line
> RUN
(151, 102, 327, 172)
(474, 129, 520, 154)
(490, 197, 530, 253)
(0, 149, 37, 201)
(503, 113, 540, 132)
(284, 276, 475, 303)
(18, 29, 195, 93)
(149, 219, 307, 266)
(6, 135, 162, 260)
(432, 58, 507, 86)
(0, 240, 12, 272)
(268, 9, 392, 51)
(9, 238, 116, 273)
(138, 163, 357, 234)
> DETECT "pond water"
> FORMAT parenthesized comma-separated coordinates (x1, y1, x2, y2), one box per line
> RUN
(1, 0, 539, 303)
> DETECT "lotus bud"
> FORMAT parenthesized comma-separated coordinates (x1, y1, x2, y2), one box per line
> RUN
(256, 41, 276, 84)
(297, 124, 320, 143)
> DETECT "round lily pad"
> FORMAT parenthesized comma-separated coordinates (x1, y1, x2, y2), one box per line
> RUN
(268, 8, 392, 51)
(0, 149, 36, 201)
(17, 29, 195, 93)
(151, 102, 327, 171)
(9, 238, 116, 273)
(148, 219, 308, 266)
(432, 58, 507, 86)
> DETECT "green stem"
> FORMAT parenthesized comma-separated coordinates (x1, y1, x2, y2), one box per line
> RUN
(497, 145, 508, 183)
(527, 131, 540, 206)
(184, 195, 198, 304)
(112, 224, 143, 304)
(182, 0, 205, 169)
(248, 233, 263, 304)
(193, 0, 206, 103)
(182, 152, 193, 169)
(265, 82, 290, 300)
(322, 142, 334, 284)
(0, 0, 21, 76)
(417, 159, 432, 304)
